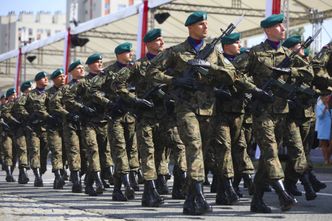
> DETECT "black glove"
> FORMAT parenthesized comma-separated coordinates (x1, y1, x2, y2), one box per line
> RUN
(81, 105, 96, 116)
(66, 112, 80, 123)
(46, 115, 58, 127)
(172, 77, 195, 89)
(134, 98, 154, 109)
(187, 59, 211, 67)
(251, 88, 275, 103)
(271, 66, 291, 75)
(214, 87, 232, 101)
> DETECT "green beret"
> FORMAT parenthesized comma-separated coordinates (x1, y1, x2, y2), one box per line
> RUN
(51, 68, 65, 80)
(221, 33, 241, 45)
(144, 28, 162, 43)
(185, 11, 207, 27)
(20, 81, 32, 92)
(68, 59, 83, 72)
(5, 88, 15, 98)
(114, 42, 132, 55)
(34, 71, 47, 81)
(86, 53, 103, 65)
(260, 14, 284, 28)
(282, 35, 301, 48)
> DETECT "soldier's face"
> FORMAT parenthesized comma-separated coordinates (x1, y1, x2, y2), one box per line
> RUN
(147, 37, 165, 53)
(188, 20, 208, 40)
(37, 77, 48, 88)
(89, 60, 103, 73)
(265, 23, 286, 41)
(117, 51, 134, 63)
(71, 65, 85, 79)
(291, 43, 304, 57)
(7, 93, 16, 102)
(224, 40, 241, 56)
(53, 74, 66, 87)
(0, 98, 6, 104)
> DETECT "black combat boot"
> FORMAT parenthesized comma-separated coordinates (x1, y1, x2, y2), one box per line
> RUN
(71, 170, 82, 193)
(142, 180, 164, 207)
(284, 179, 302, 196)
(93, 171, 104, 194)
(233, 173, 243, 198)
(172, 166, 186, 199)
(156, 174, 169, 195)
(5, 165, 15, 182)
(84, 172, 97, 196)
(101, 166, 113, 187)
(308, 170, 327, 192)
(112, 174, 127, 201)
(137, 169, 144, 184)
(32, 168, 43, 187)
(223, 177, 239, 205)
(122, 173, 135, 200)
(18, 167, 29, 184)
(183, 180, 212, 215)
(250, 183, 272, 213)
(129, 171, 140, 191)
(243, 173, 254, 195)
(270, 179, 296, 211)
(53, 170, 65, 189)
(210, 170, 218, 193)
(300, 172, 317, 201)
(61, 169, 69, 181)
(216, 179, 228, 205)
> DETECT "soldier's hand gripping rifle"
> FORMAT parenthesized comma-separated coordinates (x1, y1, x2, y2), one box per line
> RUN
(173, 14, 245, 90)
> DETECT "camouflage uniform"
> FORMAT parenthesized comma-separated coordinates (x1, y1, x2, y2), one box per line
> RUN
(11, 94, 30, 169)
(46, 85, 65, 171)
(147, 39, 235, 182)
(243, 40, 314, 211)
(22, 88, 49, 174)
(102, 62, 139, 174)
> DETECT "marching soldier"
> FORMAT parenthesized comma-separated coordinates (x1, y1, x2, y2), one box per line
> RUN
(0, 88, 18, 182)
(11, 81, 33, 184)
(21, 71, 50, 187)
(282, 35, 326, 197)
(47, 68, 67, 189)
(147, 11, 236, 215)
(241, 14, 313, 213)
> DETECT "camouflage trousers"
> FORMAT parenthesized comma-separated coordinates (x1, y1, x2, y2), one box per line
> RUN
(2, 133, 17, 167)
(109, 113, 139, 175)
(48, 127, 64, 171)
(27, 127, 48, 173)
(14, 127, 29, 168)
(63, 122, 88, 173)
(82, 121, 112, 172)
(284, 116, 312, 182)
(177, 111, 205, 182)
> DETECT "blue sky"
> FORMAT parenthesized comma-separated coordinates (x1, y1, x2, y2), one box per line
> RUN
(0, 0, 66, 15)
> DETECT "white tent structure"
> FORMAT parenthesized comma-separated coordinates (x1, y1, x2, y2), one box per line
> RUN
(0, 0, 332, 92)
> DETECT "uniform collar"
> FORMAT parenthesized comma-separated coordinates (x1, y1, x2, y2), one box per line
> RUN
(146, 52, 156, 61)
(223, 53, 236, 61)
(187, 36, 205, 53)
(266, 39, 281, 50)
(116, 61, 127, 68)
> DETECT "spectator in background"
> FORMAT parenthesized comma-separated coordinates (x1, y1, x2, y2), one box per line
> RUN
(315, 94, 332, 165)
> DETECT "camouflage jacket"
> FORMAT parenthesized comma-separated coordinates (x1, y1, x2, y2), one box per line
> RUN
(147, 38, 236, 116)
(11, 94, 29, 122)
(244, 40, 314, 114)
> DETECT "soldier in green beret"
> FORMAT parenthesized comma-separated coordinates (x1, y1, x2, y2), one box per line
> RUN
(282, 36, 326, 200)
(66, 53, 112, 196)
(239, 14, 314, 213)
(0, 88, 18, 182)
(102, 41, 141, 194)
(46, 68, 68, 189)
(147, 11, 237, 215)
(20, 71, 50, 187)
(53, 60, 88, 193)
(11, 81, 33, 184)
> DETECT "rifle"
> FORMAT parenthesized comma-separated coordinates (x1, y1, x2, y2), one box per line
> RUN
(0, 118, 10, 132)
(177, 14, 244, 90)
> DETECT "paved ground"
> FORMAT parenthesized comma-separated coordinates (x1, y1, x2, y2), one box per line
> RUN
(0, 148, 332, 221)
